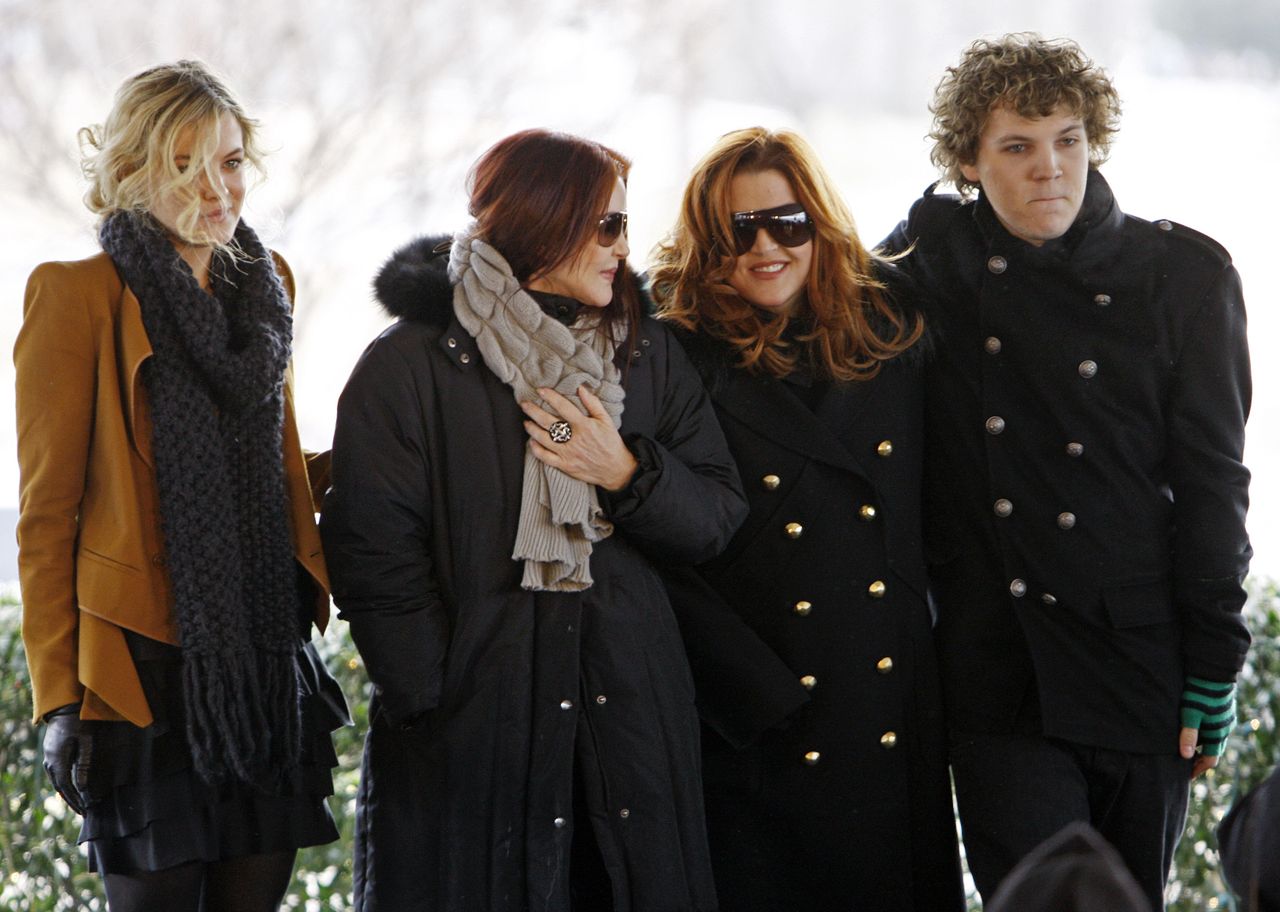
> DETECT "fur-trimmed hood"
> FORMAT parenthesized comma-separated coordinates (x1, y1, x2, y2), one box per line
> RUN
(373, 234, 456, 326)
(372, 233, 653, 327)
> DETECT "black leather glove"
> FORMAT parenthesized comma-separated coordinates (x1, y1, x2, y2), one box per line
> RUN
(42, 703, 94, 814)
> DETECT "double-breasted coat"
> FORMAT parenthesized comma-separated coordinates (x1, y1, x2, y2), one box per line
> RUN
(319, 237, 746, 912)
(16, 252, 330, 727)
(883, 169, 1252, 752)
(662, 291, 964, 911)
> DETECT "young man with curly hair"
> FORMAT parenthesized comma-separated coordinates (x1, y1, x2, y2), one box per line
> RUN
(884, 33, 1252, 909)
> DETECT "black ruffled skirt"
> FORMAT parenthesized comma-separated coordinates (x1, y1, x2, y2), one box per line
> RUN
(79, 630, 350, 874)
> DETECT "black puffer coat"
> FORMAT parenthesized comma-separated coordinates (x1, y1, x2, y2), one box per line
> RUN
(662, 274, 964, 911)
(320, 236, 746, 912)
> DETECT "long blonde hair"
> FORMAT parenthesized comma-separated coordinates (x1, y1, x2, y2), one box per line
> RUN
(80, 59, 263, 244)
(651, 127, 921, 381)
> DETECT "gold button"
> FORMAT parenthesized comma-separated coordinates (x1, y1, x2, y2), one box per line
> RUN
(993, 498, 1013, 517)
(858, 504, 877, 521)
(1057, 512, 1077, 530)
(793, 600, 813, 617)
(785, 522, 804, 539)
(880, 731, 898, 749)
(800, 675, 817, 691)
(803, 751, 821, 766)
(876, 440, 893, 458)
(868, 580, 886, 598)
(762, 474, 781, 491)
(876, 657, 894, 674)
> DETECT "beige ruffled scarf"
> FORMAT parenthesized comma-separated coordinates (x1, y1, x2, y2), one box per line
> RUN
(449, 226, 625, 591)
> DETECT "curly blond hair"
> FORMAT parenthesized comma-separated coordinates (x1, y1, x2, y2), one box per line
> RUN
(650, 127, 920, 381)
(929, 33, 1122, 194)
(80, 60, 264, 243)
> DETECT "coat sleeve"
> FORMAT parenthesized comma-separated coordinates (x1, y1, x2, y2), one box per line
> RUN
(599, 323, 747, 565)
(319, 332, 449, 723)
(15, 263, 97, 720)
(1166, 262, 1252, 679)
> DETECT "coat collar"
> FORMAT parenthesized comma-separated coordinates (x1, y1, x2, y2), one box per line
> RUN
(678, 330, 872, 477)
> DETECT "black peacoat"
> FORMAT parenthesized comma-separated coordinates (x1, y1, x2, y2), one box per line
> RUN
(883, 169, 1252, 753)
(319, 236, 746, 912)
(663, 287, 964, 911)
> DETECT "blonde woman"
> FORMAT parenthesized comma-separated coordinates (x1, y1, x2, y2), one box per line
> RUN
(652, 127, 963, 910)
(16, 60, 346, 911)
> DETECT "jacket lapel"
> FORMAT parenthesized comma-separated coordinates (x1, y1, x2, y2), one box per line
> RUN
(117, 283, 155, 467)
(712, 370, 870, 477)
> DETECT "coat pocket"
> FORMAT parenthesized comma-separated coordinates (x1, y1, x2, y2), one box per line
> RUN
(1102, 579, 1175, 628)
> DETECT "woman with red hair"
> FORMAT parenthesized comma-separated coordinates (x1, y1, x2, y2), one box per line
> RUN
(321, 129, 745, 911)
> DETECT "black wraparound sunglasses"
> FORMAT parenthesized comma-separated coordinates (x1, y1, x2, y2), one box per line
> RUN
(731, 203, 814, 255)
(597, 211, 628, 247)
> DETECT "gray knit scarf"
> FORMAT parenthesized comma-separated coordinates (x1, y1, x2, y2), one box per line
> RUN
(99, 210, 302, 786)
(449, 226, 625, 591)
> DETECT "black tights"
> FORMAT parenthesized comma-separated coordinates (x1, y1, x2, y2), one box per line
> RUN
(102, 850, 296, 912)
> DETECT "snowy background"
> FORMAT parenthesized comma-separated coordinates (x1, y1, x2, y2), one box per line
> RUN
(2, 0, 1277, 576)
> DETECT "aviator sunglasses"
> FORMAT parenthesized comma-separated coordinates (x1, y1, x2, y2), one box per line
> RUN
(730, 203, 815, 255)
(597, 211, 628, 247)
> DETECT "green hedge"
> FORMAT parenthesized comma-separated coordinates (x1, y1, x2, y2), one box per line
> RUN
(2, 581, 1277, 910)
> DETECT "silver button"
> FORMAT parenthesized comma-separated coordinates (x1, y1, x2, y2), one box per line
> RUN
(987, 255, 1008, 274)
(1078, 360, 1098, 379)
(595, 695, 607, 705)
(1057, 512, 1077, 530)
(560, 699, 573, 710)
(985, 336, 1003, 355)
(554, 817, 567, 828)
(994, 498, 1013, 518)
(1010, 579, 1027, 598)
(985, 416, 1006, 435)
(460, 353, 471, 364)
(619, 808, 630, 819)
(641, 338, 650, 346)
(1042, 593, 1058, 606)
(1157, 219, 1173, 231)
(1094, 294, 1112, 306)
(447, 337, 458, 348)
(803, 751, 821, 766)
(1066, 442, 1085, 458)
(785, 522, 804, 539)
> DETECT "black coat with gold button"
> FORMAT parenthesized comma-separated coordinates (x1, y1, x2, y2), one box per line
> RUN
(664, 287, 964, 912)
(884, 169, 1252, 754)
(320, 236, 746, 912)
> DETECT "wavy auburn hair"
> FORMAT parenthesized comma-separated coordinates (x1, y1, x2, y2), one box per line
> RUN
(930, 33, 1122, 194)
(651, 127, 921, 381)
(80, 59, 263, 245)
(467, 129, 641, 351)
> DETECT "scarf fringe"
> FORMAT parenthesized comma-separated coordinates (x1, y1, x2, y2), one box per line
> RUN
(184, 651, 302, 785)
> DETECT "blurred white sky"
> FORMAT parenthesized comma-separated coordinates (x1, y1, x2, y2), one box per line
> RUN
(2, 0, 1277, 574)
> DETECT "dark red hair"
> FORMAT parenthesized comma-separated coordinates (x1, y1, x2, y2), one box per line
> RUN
(467, 129, 641, 356)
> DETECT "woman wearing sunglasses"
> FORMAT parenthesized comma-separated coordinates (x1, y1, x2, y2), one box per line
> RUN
(320, 128, 745, 911)
(651, 127, 963, 910)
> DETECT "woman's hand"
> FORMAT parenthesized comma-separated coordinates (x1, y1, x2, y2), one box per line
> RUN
(521, 385, 637, 492)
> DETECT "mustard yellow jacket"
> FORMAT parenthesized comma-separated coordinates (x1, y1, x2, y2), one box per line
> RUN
(16, 250, 329, 725)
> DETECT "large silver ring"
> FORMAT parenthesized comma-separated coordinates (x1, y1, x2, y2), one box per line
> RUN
(548, 420, 573, 444)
